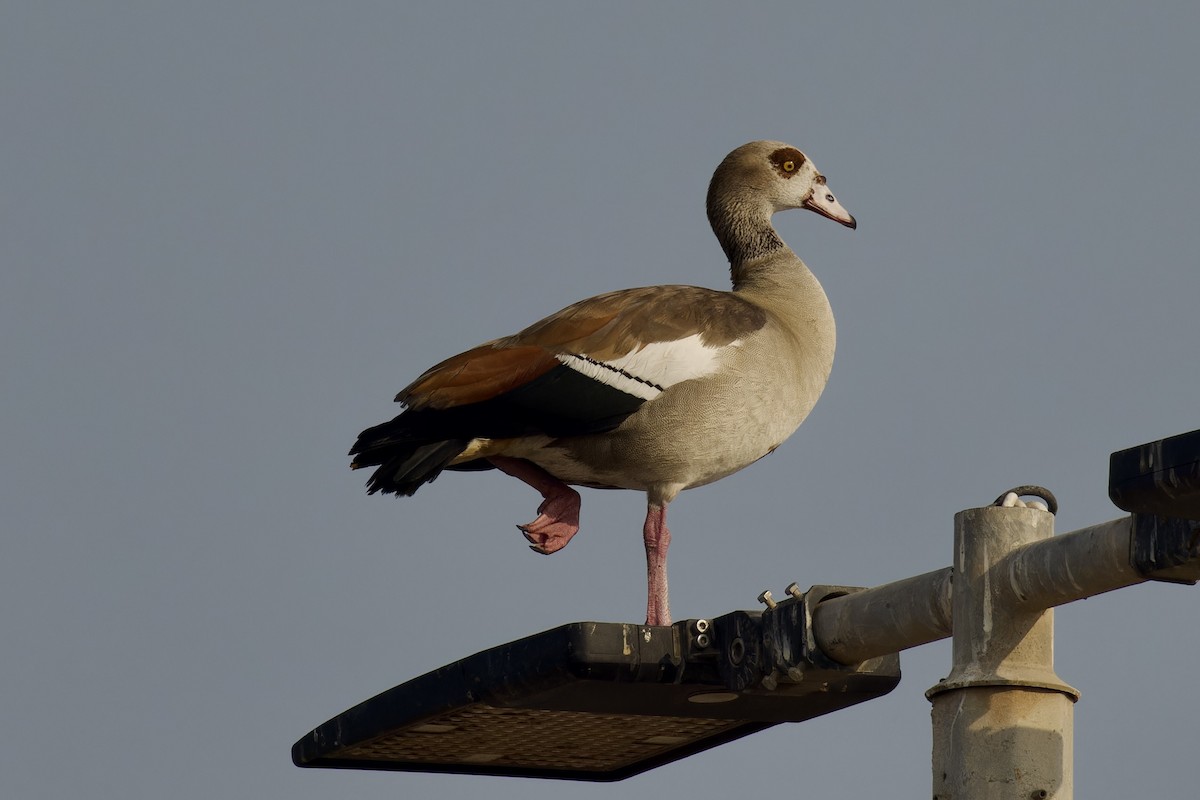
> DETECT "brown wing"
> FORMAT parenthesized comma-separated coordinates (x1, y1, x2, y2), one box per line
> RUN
(400, 285, 766, 410)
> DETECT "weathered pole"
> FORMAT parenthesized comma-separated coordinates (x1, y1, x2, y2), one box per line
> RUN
(926, 505, 1078, 799)
(810, 515, 1166, 665)
(800, 504, 1196, 797)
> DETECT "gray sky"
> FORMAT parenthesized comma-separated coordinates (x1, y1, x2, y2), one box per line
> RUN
(4, 2, 1198, 797)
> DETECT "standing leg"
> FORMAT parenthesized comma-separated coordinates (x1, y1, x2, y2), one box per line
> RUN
(643, 501, 672, 625)
(489, 456, 581, 554)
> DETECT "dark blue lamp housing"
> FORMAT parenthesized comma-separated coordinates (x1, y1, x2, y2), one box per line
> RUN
(1110, 428, 1200, 584)
(292, 591, 899, 782)
(1110, 428, 1200, 518)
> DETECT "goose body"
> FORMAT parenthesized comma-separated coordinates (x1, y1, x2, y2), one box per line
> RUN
(351, 140, 856, 625)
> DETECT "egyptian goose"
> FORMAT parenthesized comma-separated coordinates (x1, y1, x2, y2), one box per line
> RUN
(351, 140, 855, 626)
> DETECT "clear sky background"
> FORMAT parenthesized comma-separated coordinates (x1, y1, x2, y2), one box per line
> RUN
(4, 3, 1198, 797)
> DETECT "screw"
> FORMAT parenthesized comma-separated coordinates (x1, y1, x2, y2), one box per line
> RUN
(1030, 792, 1049, 800)
(692, 618, 710, 635)
(695, 633, 711, 648)
(785, 582, 803, 599)
(757, 590, 777, 609)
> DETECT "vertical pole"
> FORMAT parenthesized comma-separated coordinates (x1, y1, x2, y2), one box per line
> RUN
(927, 506, 1079, 799)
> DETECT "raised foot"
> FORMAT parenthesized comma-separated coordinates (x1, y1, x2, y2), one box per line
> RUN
(487, 456, 582, 556)
(518, 490, 581, 554)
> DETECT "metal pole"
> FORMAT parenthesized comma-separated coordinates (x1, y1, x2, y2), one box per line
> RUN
(810, 566, 952, 665)
(810, 516, 1142, 665)
(926, 505, 1078, 800)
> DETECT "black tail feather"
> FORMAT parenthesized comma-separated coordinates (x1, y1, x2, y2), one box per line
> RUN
(361, 438, 471, 496)
(348, 399, 549, 497)
(349, 363, 649, 496)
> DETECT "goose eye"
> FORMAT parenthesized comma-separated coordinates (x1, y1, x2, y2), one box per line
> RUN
(782, 160, 795, 172)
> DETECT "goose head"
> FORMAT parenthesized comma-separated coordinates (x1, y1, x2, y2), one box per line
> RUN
(707, 140, 857, 230)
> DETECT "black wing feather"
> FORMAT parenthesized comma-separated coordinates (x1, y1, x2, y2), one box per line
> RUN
(351, 364, 647, 495)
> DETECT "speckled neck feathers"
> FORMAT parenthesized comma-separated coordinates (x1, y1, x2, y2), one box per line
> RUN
(705, 190, 786, 285)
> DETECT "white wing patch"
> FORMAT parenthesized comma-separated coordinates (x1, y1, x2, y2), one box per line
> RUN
(556, 334, 735, 401)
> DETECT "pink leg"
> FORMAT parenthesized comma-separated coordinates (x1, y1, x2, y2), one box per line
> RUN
(643, 502, 672, 626)
(489, 456, 581, 555)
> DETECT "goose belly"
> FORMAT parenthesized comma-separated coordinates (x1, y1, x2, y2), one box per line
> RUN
(526, 358, 828, 492)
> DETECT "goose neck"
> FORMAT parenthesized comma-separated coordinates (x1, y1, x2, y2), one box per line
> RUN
(706, 193, 788, 283)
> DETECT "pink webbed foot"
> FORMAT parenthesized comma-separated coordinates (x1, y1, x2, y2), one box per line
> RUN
(488, 456, 582, 555)
(518, 490, 581, 554)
